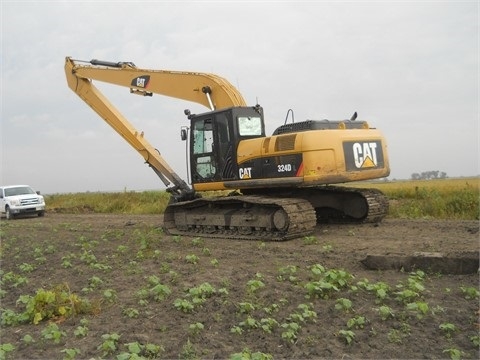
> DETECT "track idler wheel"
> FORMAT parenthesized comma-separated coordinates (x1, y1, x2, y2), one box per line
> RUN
(273, 209, 289, 231)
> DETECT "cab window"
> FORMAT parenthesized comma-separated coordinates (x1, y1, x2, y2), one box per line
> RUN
(192, 119, 216, 179)
(238, 116, 262, 136)
(193, 119, 214, 154)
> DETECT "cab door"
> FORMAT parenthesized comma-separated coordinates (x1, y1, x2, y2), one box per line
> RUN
(191, 118, 217, 183)
(190, 111, 237, 184)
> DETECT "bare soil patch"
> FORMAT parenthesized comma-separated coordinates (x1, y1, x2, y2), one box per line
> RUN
(1, 213, 479, 359)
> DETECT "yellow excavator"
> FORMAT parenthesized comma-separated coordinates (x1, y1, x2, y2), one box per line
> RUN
(64, 57, 390, 240)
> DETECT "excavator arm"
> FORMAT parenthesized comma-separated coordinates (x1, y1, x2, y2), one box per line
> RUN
(64, 56, 244, 200)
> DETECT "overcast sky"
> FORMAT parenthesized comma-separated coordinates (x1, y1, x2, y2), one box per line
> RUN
(1, 1, 478, 194)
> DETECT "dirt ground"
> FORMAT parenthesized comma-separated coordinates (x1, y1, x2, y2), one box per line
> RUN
(0, 213, 479, 360)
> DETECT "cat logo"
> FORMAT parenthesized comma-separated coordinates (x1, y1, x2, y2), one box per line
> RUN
(343, 141, 384, 171)
(239, 167, 252, 179)
(131, 75, 150, 88)
(353, 142, 378, 168)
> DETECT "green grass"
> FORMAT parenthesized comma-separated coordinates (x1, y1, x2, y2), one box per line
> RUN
(44, 177, 479, 220)
(354, 177, 479, 220)
(46, 190, 172, 214)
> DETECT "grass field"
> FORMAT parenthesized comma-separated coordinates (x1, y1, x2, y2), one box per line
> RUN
(354, 177, 479, 220)
(45, 177, 479, 220)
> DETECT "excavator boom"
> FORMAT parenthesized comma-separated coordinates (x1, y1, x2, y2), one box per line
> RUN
(66, 57, 246, 110)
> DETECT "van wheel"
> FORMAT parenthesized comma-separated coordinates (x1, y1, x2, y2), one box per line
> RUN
(5, 206, 15, 220)
(38, 211, 45, 217)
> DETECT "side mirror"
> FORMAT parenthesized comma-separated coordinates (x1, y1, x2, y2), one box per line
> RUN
(180, 127, 188, 141)
(36, 191, 41, 195)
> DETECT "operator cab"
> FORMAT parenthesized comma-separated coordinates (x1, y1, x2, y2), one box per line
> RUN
(184, 105, 265, 184)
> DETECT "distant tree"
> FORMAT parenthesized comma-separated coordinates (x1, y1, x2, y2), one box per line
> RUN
(411, 171, 448, 180)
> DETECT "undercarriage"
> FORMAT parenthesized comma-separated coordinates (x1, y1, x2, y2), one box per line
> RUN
(163, 187, 389, 241)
